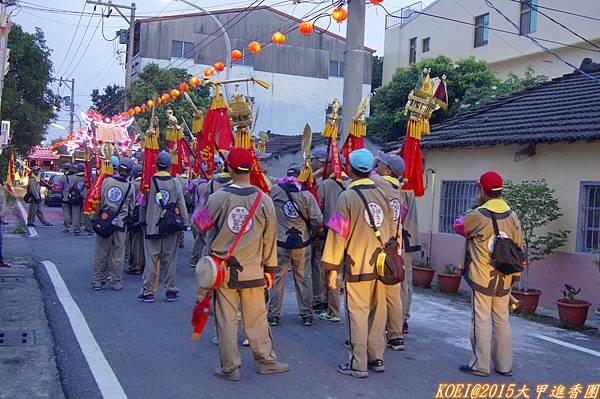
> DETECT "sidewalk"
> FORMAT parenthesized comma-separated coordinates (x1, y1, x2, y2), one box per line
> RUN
(0, 259, 65, 397)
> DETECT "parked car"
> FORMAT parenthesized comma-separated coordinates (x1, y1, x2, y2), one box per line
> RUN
(40, 171, 63, 202)
(45, 174, 65, 207)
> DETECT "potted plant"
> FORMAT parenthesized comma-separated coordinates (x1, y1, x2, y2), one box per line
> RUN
(556, 284, 591, 327)
(413, 260, 435, 289)
(504, 180, 569, 314)
(437, 263, 462, 293)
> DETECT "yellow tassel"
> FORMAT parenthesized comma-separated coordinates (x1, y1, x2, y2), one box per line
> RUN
(298, 164, 313, 183)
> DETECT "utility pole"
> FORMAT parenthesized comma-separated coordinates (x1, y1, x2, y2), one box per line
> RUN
(0, 0, 15, 119)
(51, 78, 75, 134)
(339, 0, 366, 149)
(86, 0, 136, 112)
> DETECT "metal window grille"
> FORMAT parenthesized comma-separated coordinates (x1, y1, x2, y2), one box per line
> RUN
(579, 183, 600, 252)
(439, 180, 479, 233)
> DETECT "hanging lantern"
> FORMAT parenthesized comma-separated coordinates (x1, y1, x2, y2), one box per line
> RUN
(231, 49, 243, 61)
(121, 112, 129, 119)
(162, 93, 171, 102)
(190, 76, 201, 87)
(204, 68, 215, 78)
(248, 41, 261, 54)
(141, 104, 148, 112)
(332, 7, 348, 22)
(171, 89, 180, 98)
(147, 99, 155, 108)
(179, 83, 189, 92)
(156, 98, 163, 105)
(272, 31, 286, 45)
(134, 106, 142, 114)
(213, 62, 225, 72)
(299, 21, 314, 36)
(369, 0, 384, 3)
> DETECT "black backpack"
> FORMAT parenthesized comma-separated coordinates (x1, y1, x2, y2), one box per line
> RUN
(126, 205, 144, 232)
(153, 177, 187, 236)
(490, 213, 525, 275)
(93, 183, 132, 238)
(68, 180, 84, 206)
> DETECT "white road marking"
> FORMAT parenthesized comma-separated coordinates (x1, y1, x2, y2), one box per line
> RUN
(531, 333, 600, 358)
(41, 261, 128, 399)
(12, 193, 38, 238)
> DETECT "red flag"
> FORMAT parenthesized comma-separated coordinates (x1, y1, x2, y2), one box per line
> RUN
(83, 172, 106, 215)
(6, 150, 15, 194)
(400, 130, 424, 196)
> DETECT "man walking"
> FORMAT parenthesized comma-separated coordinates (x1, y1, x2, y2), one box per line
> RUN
(59, 162, 73, 233)
(399, 182, 420, 335)
(322, 149, 396, 378)
(199, 147, 288, 381)
(459, 171, 524, 377)
(92, 158, 134, 291)
(70, 163, 86, 235)
(26, 166, 53, 227)
(138, 152, 188, 303)
(268, 164, 322, 327)
(125, 165, 144, 275)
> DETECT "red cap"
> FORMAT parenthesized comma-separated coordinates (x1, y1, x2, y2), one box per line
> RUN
(477, 171, 503, 192)
(227, 147, 253, 172)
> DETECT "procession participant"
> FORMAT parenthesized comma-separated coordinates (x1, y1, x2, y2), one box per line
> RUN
(373, 151, 406, 351)
(70, 163, 87, 235)
(176, 169, 190, 249)
(321, 148, 396, 378)
(255, 149, 273, 189)
(189, 173, 209, 267)
(199, 147, 288, 381)
(204, 156, 233, 198)
(26, 166, 53, 227)
(459, 171, 524, 377)
(0, 183, 9, 268)
(125, 165, 145, 275)
(316, 167, 349, 322)
(92, 158, 134, 291)
(310, 148, 326, 183)
(138, 152, 188, 303)
(59, 162, 73, 233)
(268, 163, 322, 327)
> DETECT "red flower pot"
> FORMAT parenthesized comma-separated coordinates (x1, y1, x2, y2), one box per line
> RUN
(413, 266, 435, 289)
(556, 299, 591, 327)
(512, 289, 542, 314)
(438, 273, 462, 293)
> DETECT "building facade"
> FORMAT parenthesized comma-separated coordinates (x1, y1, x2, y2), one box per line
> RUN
(382, 0, 600, 84)
(131, 6, 373, 135)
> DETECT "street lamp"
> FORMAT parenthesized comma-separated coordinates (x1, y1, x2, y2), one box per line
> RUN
(162, 0, 231, 80)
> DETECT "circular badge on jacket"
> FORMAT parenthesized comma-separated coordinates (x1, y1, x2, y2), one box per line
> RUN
(155, 189, 170, 205)
(283, 201, 299, 219)
(364, 202, 384, 228)
(77, 181, 85, 191)
(106, 186, 124, 203)
(227, 206, 253, 234)
(389, 198, 401, 221)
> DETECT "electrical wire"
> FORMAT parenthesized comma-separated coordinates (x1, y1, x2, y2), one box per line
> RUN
(54, 2, 86, 77)
(63, 14, 102, 79)
(59, 6, 98, 78)
(101, 7, 119, 42)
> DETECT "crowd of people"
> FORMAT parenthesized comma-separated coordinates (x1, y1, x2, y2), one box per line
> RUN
(26, 145, 524, 382)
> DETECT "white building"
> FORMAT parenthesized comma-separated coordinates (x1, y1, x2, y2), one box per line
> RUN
(131, 6, 373, 135)
(382, 0, 600, 84)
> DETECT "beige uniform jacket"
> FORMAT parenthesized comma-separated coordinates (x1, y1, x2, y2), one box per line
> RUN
(317, 177, 348, 226)
(70, 173, 86, 197)
(464, 199, 524, 297)
(321, 179, 396, 282)
(141, 172, 188, 239)
(98, 176, 134, 230)
(270, 182, 322, 249)
(371, 174, 403, 241)
(59, 173, 73, 203)
(204, 185, 278, 288)
(204, 173, 233, 198)
(28, 176, 42, 202)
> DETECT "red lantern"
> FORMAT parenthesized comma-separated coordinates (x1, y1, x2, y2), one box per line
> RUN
(272, 31, 286, 45)
(134, 106, 142, 114)
(147, 99, 155, 108)
(141, 104, 148, 112)
(171, 89, 180, 98)
(370, 0, 383, 3)
(204, 68, 215, 78)
(190, 76, 201, 87)
(213, 62, 225, 72)
(248, 41, 261, 54)
(179, 83, 189, 92)
(156, 98, 163, 105)
(231, 49, 243, 61)
(162, 93, 171, 102)
(299, 21, 314, 36)
(121, 112, 129, 119)
(332, 7, 348, 22)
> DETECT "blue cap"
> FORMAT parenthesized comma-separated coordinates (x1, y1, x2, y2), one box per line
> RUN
(157, 151, 172, 168)
(111, 155, 119, 168)
(349, 149, 374, 173)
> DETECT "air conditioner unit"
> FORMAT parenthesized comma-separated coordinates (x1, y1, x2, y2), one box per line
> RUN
(1, 120, 10, 147)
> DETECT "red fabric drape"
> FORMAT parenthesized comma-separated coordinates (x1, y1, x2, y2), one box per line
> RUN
(400, 134, 424, 197)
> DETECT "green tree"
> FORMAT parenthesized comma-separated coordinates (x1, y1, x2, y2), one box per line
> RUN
(91, 84, 125, 117)
(371, 55, 383, 93)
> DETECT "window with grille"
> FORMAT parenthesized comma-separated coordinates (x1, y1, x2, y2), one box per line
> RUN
(409, 37, 417, 64)
(439, 180, 480, 233)
(519, 0, 538, 35)
(578, 182, 600, 252)
(474, 13, 489, 48)
(171, 40, 195, 59)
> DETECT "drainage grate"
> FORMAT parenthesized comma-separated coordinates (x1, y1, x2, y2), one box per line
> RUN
(0, 331, 36, 346)
(0, 276, 26, 283)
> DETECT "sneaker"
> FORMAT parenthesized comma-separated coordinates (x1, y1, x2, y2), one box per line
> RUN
(242, 338, 250, 347)
(137, 294, 155, 303)
(337, 363, 368, 378)
(344, 339, 350, 349)
(268, 316, 279, 327)
(85, 230, 94, 236)
(302, 316, 313, 327)
(111, 285, 123, 291)
(495, 368, 512, 377)
(402, 321, 409, 335)
(212, 336, 219, 345)
(319, 312, 341, 322)
(165, 290, 180, 302)
(62, 228, 70, 233)
(92, 281, 105, 290)
(214, 367, 240, 382)
(26, 223, 35, 227)
(459, 365, 490, 377)
(0, 261, 11, 268)
(313, 302, 328, 312)
(387, 338, 405, 351)
(367, 359, 385, 373)
(42, 222, 53, 227)
(257, 361, 289, 375)
(74, 231, 80, 236)
(124, 269, 142, 275)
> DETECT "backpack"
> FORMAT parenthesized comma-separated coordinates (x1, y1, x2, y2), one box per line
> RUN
(93, 183, 131, 238)
(68, 180, 84, 206)
(153, 176, 187, 236)
(353, 188, 405, 285)
(126, 205, 144, 232)
(490, 213, 525, 275)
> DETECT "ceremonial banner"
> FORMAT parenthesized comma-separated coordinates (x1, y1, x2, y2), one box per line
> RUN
(5, 150, 15, 194)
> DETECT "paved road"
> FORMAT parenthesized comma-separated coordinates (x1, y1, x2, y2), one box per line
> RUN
(7, 201, 600, 399)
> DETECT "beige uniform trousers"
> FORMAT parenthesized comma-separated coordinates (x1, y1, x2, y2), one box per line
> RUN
(83, 213, 94, 232)
(141, 234, 179, 295)
(345, 279, 387, 372)
(385, 283, 404, 340)
(321, 266, 342, 318)
(215, 286, 278, 373)
(93, 230, 126, 288)
(190, 230, 205, 266)
(128, 230, 144, 272)
(311, 237, 326, 305)
(72, 204, 82, 233)
(470, 290, 512, 374)
(400, 252, 413, 321)
(269, 246, 312, 318)
(62, 204, 72, 229)
(27, 202, 47, 225)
